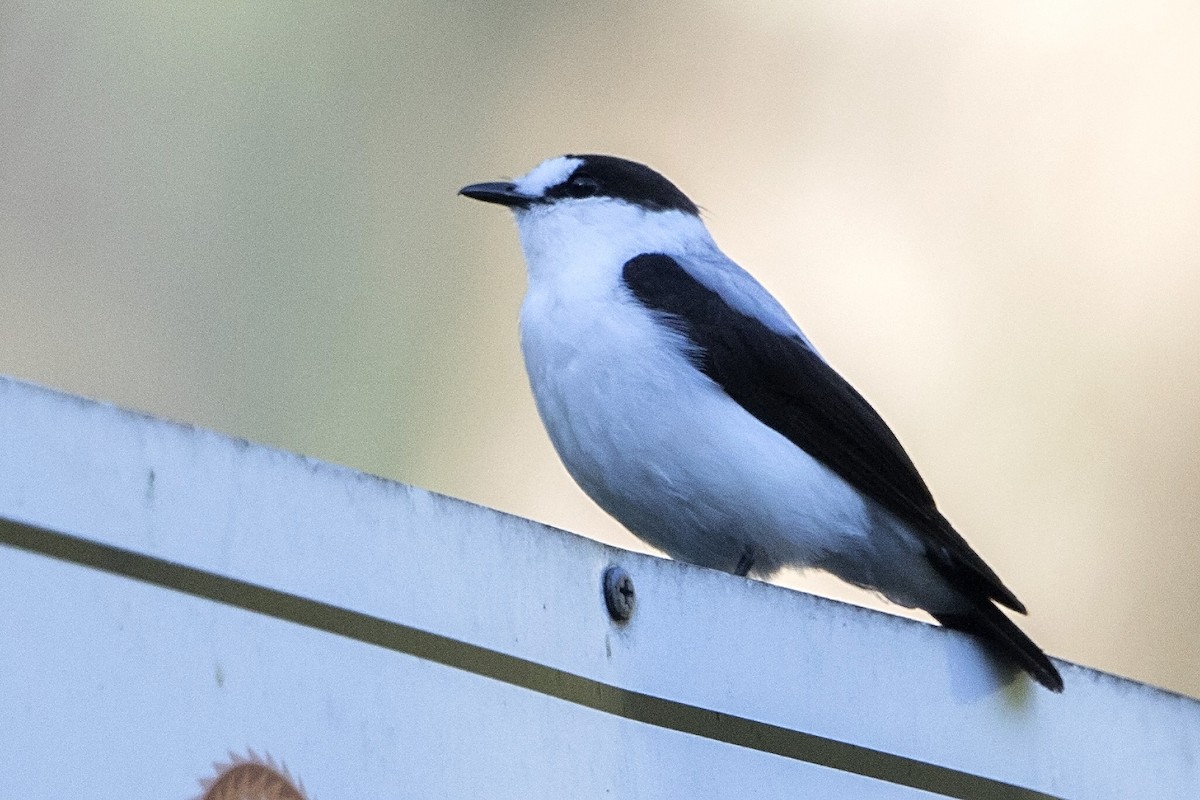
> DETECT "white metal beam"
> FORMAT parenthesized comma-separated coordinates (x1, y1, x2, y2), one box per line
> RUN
(0, 375, 1196, 798)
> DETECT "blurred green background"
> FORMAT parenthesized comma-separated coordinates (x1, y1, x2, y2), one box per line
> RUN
(3, 2, 1198, 696)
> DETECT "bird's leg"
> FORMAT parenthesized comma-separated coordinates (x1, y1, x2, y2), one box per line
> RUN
(734, 545, 755, 577)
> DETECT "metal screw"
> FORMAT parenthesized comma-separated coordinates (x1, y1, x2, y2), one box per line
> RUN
(603, 565, 635, 622)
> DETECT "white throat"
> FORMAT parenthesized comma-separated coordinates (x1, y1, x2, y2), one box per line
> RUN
(511, 199, 715, 290)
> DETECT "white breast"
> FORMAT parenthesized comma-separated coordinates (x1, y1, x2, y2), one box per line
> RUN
(518, 269, 874, 577)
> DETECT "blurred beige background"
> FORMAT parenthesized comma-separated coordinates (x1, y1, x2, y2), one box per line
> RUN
(3, 2, 1198, 697)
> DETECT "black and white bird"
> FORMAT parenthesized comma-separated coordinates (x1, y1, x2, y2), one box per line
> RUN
(460, 154, 1063, 693)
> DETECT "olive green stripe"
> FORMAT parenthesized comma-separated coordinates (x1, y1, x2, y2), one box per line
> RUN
(0, 518, 1060, 800)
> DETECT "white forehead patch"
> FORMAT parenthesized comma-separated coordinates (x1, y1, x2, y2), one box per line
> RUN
(514, 156, 583, 197)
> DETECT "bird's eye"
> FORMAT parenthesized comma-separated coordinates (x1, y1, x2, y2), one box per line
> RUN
(566, 175, 601, 198)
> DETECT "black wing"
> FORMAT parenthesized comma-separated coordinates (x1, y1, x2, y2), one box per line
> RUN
(622, 253, 1024, 613)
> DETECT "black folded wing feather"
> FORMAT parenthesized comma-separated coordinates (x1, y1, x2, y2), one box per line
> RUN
(622, 253, 1024, 614)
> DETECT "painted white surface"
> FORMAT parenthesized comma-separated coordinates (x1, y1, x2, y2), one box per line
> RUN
(0, 374, 1197, 798)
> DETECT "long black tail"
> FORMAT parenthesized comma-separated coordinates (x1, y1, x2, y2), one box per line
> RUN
(932, 603, 1064, 693)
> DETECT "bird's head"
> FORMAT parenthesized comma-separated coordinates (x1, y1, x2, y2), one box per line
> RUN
(460, 155, 711, 277)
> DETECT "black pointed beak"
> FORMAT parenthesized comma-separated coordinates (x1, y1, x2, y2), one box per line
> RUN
(458, 181, 532, 208)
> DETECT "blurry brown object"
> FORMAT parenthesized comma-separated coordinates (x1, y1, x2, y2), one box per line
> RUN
(197, 751, 308, 800)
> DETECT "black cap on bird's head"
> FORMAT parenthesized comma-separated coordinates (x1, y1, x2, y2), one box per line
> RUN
(459, 154, 700, 216)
